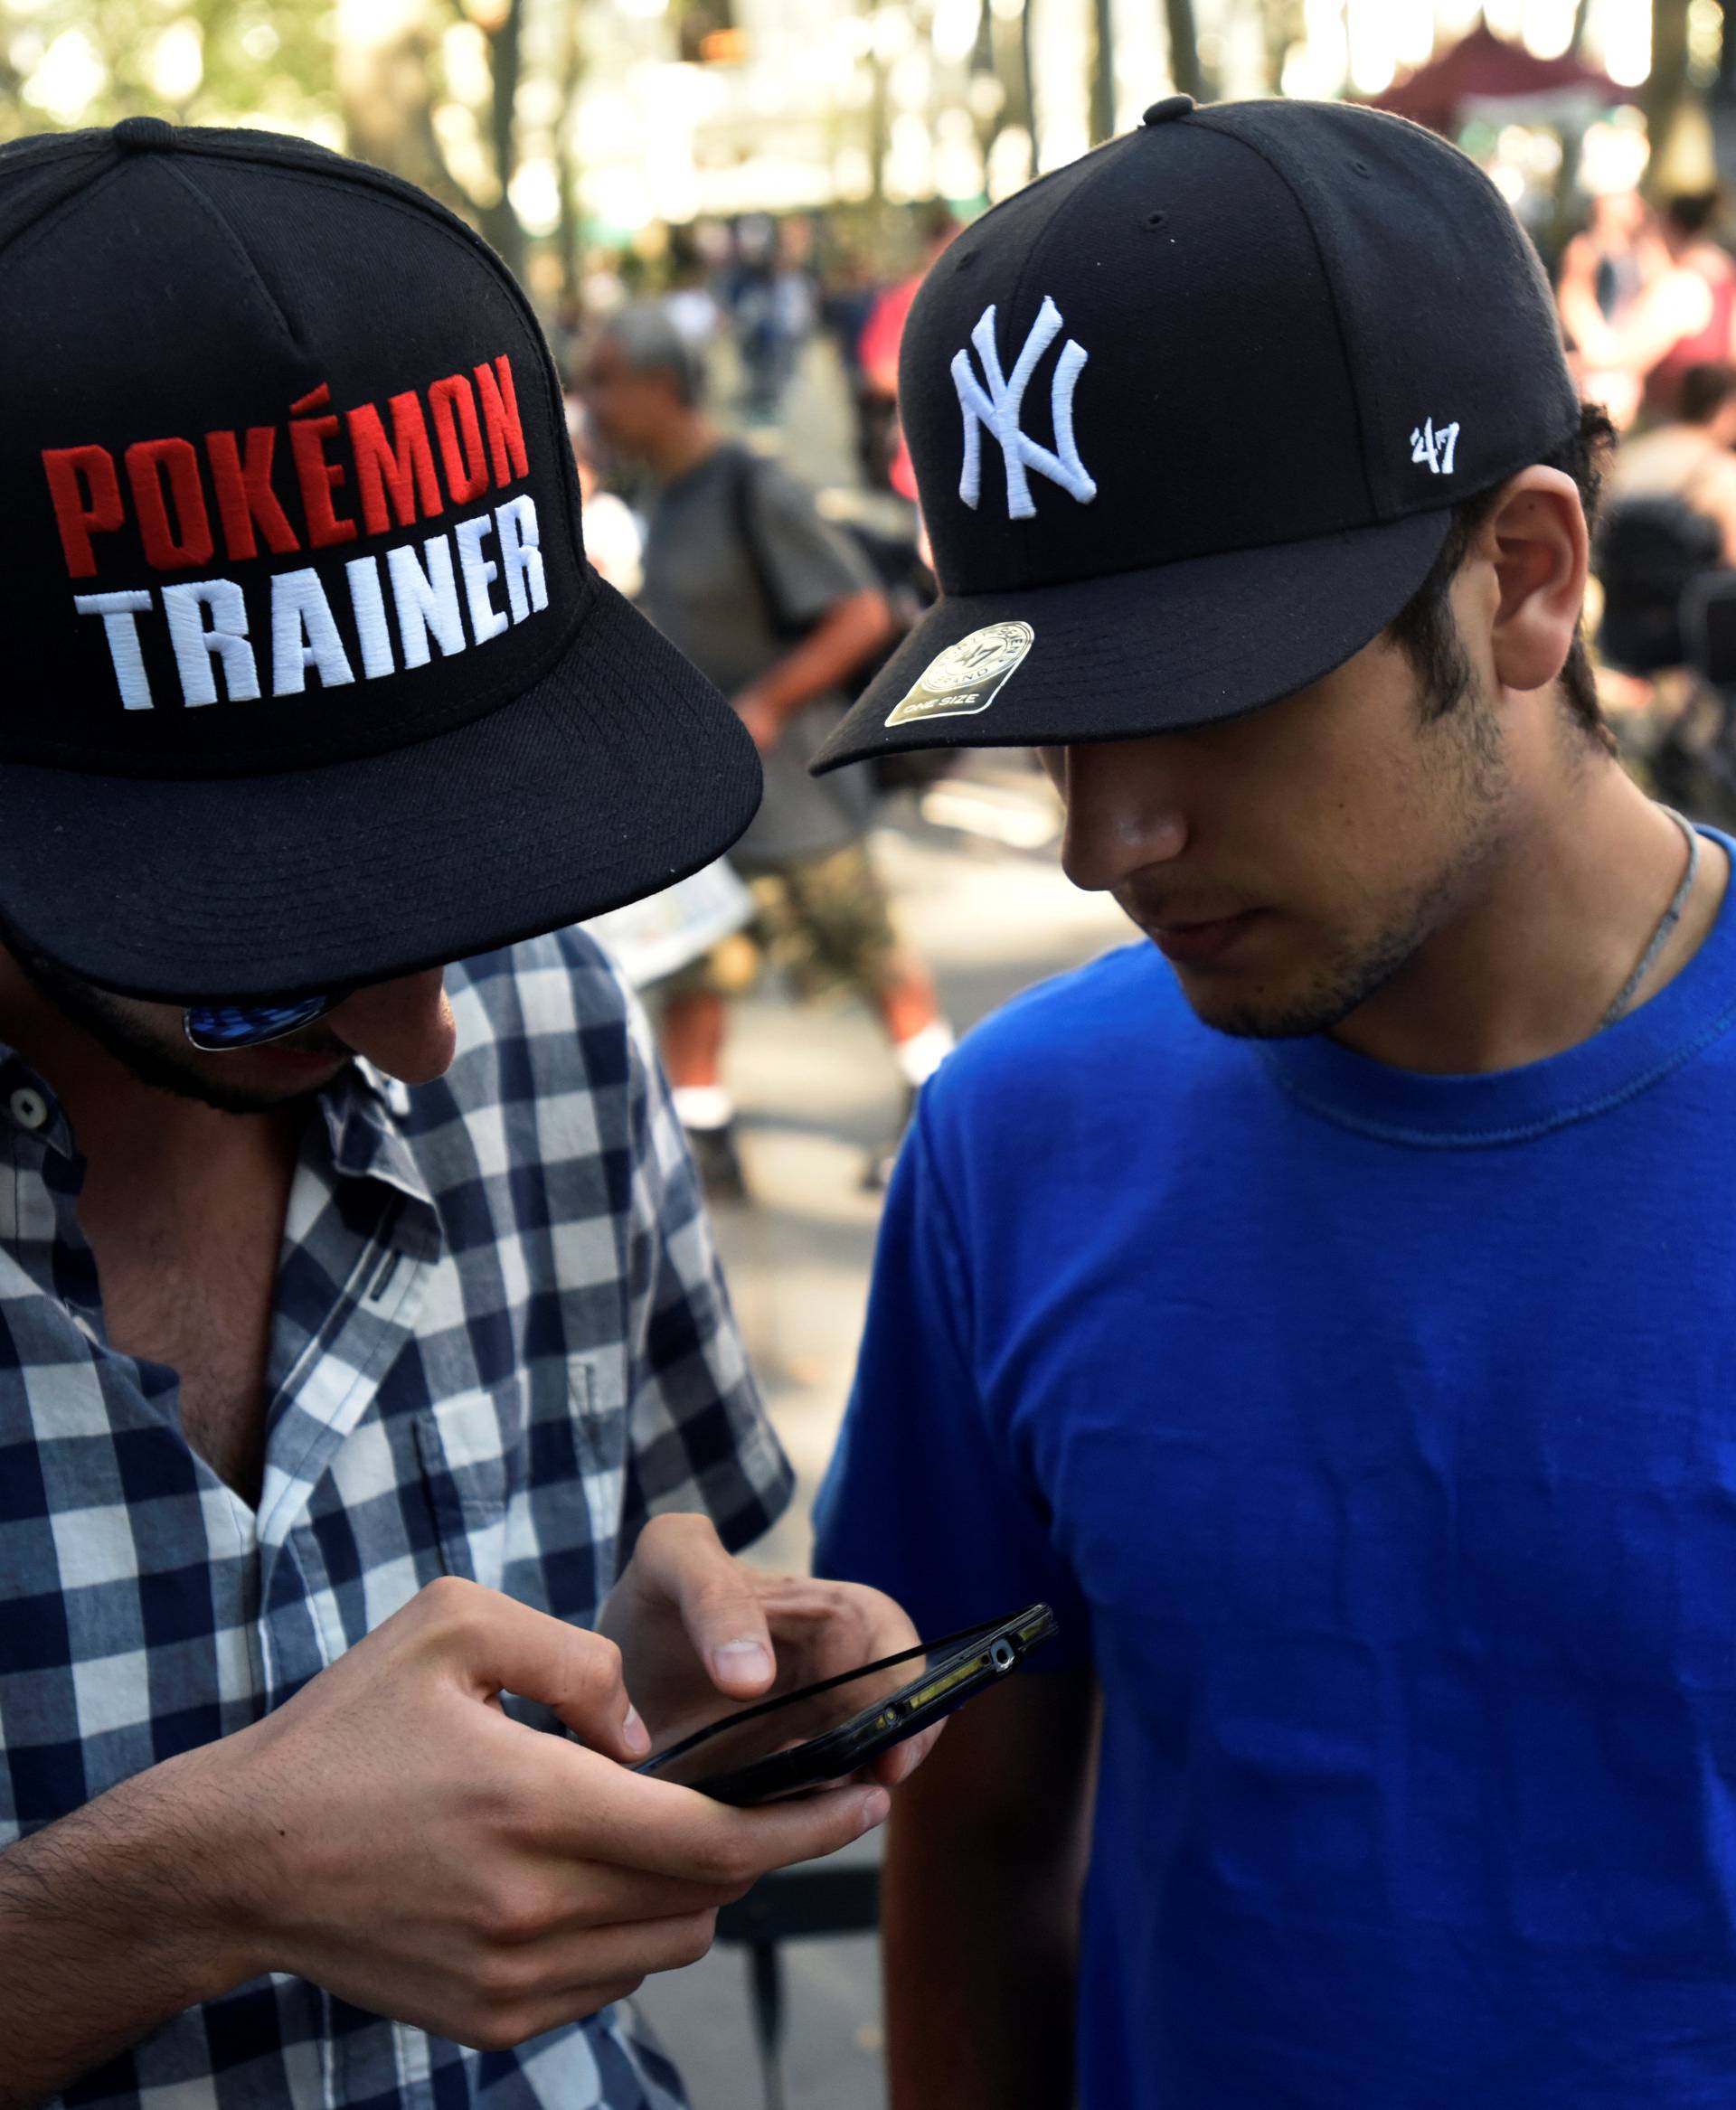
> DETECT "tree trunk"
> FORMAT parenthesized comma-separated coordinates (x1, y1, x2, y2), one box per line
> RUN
(1261, 0, 1304, 97)
(1091, 0, 1116, 141)
(341, 23, 480, 222)
(1549, 0, 1600, 249)
(1018, 0, 1038, 159)
(553, 7, 585, 303)
(1646, 0, 1694, 193)
(479, 0, 525, 281)
(1164, 0, 1203, 101)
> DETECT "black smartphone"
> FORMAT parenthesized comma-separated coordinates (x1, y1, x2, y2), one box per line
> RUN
(633, 1603, 1058, 1805)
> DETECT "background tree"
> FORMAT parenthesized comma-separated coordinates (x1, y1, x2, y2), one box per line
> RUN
(1646, 0, 1694, 185)
(0, 0, 335, 143)
(1165, 0, 1203, 100)
(338, 0, 528, 277)
(0, 0, 542, 287)
(1090, 0, 1114, 142)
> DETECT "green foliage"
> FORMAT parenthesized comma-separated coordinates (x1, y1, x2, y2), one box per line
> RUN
(0, 0, 339, 145)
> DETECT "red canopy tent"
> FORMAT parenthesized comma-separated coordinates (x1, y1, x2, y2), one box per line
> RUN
(1371, 22, 1637, 136)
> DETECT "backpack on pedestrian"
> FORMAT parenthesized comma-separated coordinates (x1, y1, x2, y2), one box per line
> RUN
(724, 447, 951, 792)
(1595, 493, 1724, 675)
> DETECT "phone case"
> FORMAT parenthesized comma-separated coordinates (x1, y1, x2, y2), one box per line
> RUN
(664, 1602, 1058, 1806)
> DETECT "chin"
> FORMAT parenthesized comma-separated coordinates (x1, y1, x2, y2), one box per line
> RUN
(1184, 994, 1340, 1041)
(154, 1068, 335, 1116)
(1170, 958, 1368, 1043)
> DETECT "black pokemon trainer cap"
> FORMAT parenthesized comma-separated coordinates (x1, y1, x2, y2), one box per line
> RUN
(812, 97, 1580, 775)
(0, 118, 760, 1002)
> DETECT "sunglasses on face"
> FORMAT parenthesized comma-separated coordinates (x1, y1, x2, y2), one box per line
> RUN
(183, 990, 354, 1052)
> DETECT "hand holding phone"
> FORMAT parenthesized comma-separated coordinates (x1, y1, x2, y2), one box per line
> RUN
(633, 1605, 1059, 1804)
(598, 1515, 939, 1791)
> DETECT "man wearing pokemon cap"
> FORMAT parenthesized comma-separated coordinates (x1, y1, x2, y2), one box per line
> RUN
(0, 119, 928, 2107)
(815, 97, 1736, 2107)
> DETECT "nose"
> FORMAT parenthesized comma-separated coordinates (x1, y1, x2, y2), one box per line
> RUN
(328, 967, 457, 1085)
(1055, 741, 1189, 893)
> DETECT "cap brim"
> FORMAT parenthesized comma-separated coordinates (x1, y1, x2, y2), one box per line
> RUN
(812, 511, 1454, 774)
(0, 577, 763, 1002)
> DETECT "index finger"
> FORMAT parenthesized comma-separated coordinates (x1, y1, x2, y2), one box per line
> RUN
(427, 1579, 647, 1761)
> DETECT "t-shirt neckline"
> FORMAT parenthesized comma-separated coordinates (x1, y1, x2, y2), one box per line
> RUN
(1255, 824, 1736, 1149)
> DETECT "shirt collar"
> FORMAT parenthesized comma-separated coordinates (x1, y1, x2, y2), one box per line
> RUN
(0, 1046, 77, 1162)
(314, 1059, 439, 1224)
(0, 1038, 436, 1222)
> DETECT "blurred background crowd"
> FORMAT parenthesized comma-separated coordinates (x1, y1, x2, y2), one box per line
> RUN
(14, 1, 1736, 2102)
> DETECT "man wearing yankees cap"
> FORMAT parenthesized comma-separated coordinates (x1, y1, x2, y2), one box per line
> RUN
(814, 96, 1736, 2107)
(0, 121, 931, 2106)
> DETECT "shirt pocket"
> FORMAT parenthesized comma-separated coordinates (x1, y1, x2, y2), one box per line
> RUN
(414, 1380, 524, 1590)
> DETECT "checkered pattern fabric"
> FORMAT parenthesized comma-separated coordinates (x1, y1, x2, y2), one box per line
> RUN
(0, 929, 793, 2107)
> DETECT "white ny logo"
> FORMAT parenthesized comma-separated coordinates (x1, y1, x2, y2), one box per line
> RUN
(952, 297, 1099, 521)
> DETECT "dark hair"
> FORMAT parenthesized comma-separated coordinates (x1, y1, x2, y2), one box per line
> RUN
(1679, 361, 1736, 425)
(602, 301, 706, 409)
(1666, 190, 1722, 240)
(1385, 400, 1619, 751)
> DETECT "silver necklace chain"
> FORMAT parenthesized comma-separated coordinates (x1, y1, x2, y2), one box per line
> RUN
(1600, 806, 1701, 1031)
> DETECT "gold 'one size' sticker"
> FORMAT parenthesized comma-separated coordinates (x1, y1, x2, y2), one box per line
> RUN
(885, 619, 1034, 728)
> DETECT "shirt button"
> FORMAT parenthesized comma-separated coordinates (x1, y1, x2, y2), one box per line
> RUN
(9, 1087, 50, 1132)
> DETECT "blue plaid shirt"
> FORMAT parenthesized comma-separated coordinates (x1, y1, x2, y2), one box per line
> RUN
(0, 929, 793, 2107)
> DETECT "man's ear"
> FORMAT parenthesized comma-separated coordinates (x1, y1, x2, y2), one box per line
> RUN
(1474, 466, 1590, 695)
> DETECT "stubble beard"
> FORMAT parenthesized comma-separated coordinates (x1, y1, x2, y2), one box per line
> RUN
(1180, 679, 1511, 1042)
(9, 944, 347, 1116)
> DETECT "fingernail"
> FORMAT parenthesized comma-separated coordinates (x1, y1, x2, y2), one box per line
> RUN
(622, 1705, 651, 1757)
(712, 1640, 773, 1685)
(860, 1789, 892, 1832)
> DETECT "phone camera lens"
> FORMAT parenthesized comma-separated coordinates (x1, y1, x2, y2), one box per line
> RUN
(990, 1640, 1016, 1672)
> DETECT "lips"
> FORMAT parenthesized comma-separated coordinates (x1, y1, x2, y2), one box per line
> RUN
(1146, 909, 1264, 966)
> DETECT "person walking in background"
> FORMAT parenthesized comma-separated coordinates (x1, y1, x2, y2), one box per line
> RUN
(1635, 192, 1736, 423)
(1556, 184, 1662, 430)
(1606, 358, 1736, 562)
(569, 404, 646, 598)
(822, 244, 892, 491)
(729, 217, 816, 426)
(580, 305, 954, 1198)
(813, 95, 1736, 2109)
(664, 231, 722, 354)
(1594, 363, 1736, 820)
(858, 207, 960, 500)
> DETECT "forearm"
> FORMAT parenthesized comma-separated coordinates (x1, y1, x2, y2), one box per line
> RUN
(882, 1816, 1083, 2110)
(0, 1746, 257, 2106)
(739, 591, 893, 728)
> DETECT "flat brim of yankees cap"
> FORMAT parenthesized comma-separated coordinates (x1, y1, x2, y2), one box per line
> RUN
(0, 577, 763, 1003)
(810, 509, 1454, 775)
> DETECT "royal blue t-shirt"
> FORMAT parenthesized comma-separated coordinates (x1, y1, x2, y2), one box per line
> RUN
(816, 829, 1736, 2107)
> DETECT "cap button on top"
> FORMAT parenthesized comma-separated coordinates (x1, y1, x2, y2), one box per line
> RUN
(113, 115, 177, 152)
(1142, 94, 1196, 127)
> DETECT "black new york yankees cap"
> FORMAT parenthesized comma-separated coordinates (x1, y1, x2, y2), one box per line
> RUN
(0, 118, 761, 1002)
(812, 97, 1580, 775)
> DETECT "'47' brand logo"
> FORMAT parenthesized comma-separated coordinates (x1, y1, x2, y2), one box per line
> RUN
(952, 297, 1099, 521)
(1410, 416, 1462, 476)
